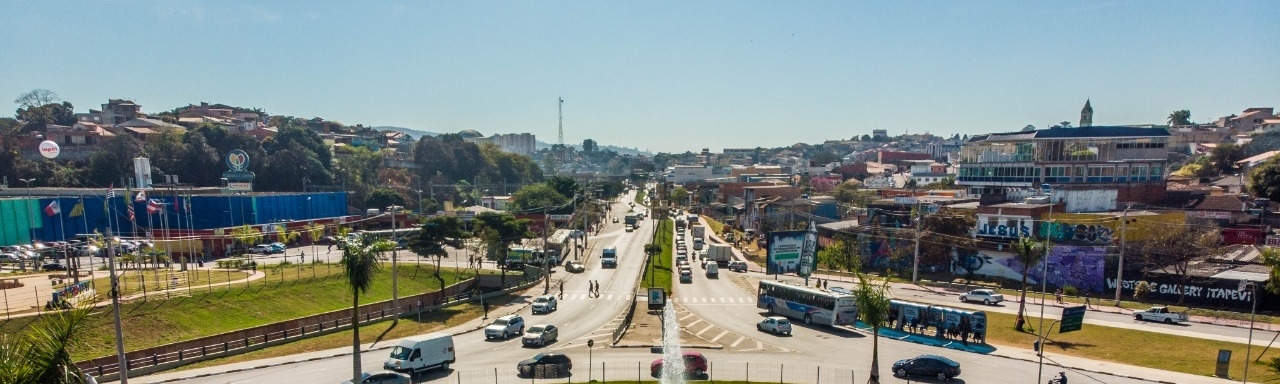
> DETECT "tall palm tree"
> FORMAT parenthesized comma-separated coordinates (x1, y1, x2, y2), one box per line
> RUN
(1167, 109, 1192, 126)
(338, 233, 394, 384)
(1012, 236, 1046, 331)
(853, 273, 892, 384)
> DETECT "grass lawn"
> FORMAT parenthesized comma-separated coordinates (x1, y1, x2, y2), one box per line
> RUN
(982, 310, 1280, 381)
(635, 190, 647, 206)
(643, 219, 673, 292)
(0, 263, 498, 361)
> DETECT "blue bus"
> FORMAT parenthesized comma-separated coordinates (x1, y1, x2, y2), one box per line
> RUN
(757, 280, 857, 326)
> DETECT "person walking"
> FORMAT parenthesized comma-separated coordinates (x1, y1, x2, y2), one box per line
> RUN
(558, 281, 565, 299)
(482, 298, 490, 320)
(1055, 288, 1064, 304)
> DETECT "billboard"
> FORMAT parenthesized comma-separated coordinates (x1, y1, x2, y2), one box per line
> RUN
(767, 230, 806, 275)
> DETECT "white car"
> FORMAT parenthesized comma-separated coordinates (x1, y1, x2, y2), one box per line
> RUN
(758, 316, 792, 335)
(532, 295, 558, 314)
(485, 314, 525, 339)
(959, 289, 1004, 305)
(250, 244, 274, 254)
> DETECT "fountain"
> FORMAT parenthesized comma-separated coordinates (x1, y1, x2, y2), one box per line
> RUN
(660, 301, 688, 384)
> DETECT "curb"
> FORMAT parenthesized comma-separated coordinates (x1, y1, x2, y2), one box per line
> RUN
(610, 343, 724, 350)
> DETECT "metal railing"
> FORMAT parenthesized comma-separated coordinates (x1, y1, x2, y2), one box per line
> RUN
(415, 360, 866, 384)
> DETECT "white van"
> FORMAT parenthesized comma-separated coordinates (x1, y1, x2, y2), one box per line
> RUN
(384, 333, 455, 374)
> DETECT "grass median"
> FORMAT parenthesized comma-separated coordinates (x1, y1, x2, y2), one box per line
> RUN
(982, 310, 1280, 381)
(643, 219, 673, 292)
(0, 263, 498, 361)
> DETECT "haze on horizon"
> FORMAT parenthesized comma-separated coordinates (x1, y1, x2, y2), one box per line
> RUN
(1, 1, 1275, 153)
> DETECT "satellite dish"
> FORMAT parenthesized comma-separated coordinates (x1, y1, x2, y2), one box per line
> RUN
(38, 140, 61, 159)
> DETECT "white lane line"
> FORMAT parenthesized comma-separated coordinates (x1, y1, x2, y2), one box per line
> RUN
(710, 330, 730, 343)
(296, 368, 328, 374)
(730, 335, 746, 348)
(679, 313, 696, 321)
(685, 319, 703, 328)
(696, 324, 715, 337)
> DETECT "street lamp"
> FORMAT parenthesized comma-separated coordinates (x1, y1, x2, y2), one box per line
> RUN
(1242, 280, 1258, 384)
(1037, 183, 1054, 384)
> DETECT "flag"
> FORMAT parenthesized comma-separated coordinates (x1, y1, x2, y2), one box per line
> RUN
(134, 189, 146, 202)
(126, 188, 136, 221)
(147, 199, 162, 214)
(105, 184, 114, 212)
(69, 201, 85, 218)
(44, 201, 61, 216)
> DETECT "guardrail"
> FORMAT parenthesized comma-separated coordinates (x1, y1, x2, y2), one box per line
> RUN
(79, 274, 546, 382)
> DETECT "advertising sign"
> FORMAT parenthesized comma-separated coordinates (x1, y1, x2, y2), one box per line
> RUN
(799, 222, 816, 277)
(38, 140, 60, 159)
(223, 149, 256, 183)
(1059, 305, 1086, 333)
(227, 182, 252, 191)
(767, 230, 806, 275)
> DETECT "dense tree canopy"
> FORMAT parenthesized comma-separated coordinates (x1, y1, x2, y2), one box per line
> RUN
(1248, 154, 1280, 201)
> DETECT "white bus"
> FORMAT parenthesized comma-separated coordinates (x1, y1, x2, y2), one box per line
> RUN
(757, 280, 858, 326)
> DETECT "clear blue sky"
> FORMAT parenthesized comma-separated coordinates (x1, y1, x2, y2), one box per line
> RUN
(2, 1, 1276, 153)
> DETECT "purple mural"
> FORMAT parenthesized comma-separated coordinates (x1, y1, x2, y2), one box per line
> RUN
(997, 245, 1106, 293)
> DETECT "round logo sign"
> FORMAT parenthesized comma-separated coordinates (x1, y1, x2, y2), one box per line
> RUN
(38, 140, 61, 159)
(226, 149, 250, 171)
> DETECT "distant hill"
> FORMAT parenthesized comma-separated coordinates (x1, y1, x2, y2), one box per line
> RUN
(376, 126, 649, 156)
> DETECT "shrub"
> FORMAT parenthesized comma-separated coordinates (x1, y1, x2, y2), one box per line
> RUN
(1063, 285, 1079, 297)
(1133, 281, 1155, 302)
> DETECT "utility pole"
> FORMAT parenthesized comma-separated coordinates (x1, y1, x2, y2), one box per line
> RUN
(543, 207, 551, 294)
(1037, 184, 1054, 384)
(557, 97, 564, 146)
(912, 201, 922, 284)
(107, 227, 129, 383)
(391, 207, 399, 323)
(1114, 204, 1131, 306)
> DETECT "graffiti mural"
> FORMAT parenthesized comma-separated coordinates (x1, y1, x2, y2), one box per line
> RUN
(998, 245, 1106, 292)
(1038, 222, 1113, 244)
(861, 234, 913, 272)
(952, 247, 994, 278)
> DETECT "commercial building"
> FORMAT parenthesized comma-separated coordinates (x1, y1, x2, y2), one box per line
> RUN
(956, 126, 1171, 212)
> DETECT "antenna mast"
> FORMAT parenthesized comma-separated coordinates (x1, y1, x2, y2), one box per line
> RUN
(558, 97, 564, 146)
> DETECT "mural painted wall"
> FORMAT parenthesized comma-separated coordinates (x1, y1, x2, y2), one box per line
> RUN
(964, 245, 1107, 293)
(1037, 212, 1185, 244)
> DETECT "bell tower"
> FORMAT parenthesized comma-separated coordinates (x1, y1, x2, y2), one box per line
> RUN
(1080, 99, 1093, 127)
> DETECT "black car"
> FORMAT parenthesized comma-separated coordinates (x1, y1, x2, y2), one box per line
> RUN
(892, 354, 961, 381)
(517, 353, 572, 378)
(41, 263, 68, 271)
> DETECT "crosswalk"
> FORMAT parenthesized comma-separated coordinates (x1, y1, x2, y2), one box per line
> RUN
(558, 291, 756, 305)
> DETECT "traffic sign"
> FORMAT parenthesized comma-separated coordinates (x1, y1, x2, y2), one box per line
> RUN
(1060, 305, 1086, 333)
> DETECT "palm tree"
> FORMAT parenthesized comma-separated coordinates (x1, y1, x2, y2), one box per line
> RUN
(1012, 236, 1046, 331)
(0, 304, 94, 384)
(644, 243, 663, 266)
(338, 233, 394, 384)
(1168, 110, 1192, 126)
(853, 273, 891, 384)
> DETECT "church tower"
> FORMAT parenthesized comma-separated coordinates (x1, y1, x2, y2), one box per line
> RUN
(1080, 99, 1093, 127)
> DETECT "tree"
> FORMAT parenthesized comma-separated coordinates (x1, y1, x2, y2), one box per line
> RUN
(1168, 110, 1192, 126)
(1209, 143, 1245, 174)
(473, 212, 535, 286)
(509, 184, 569, 212)
(1248, 154, 1280, 201)
(229, 225, 264, 253)
(816, 234, 860, 272)
(644, 243, 662, 266)
(860, 134, 872, 141)
(14, 89, 59, 110)
(1138, 220, 1220, 305)
(84, 135, 145, 186)
(338, 233, 394, 384)
(852, 273, 891, 383)
(831, 181, 862, 204)
(0, 304, 95, 383)
(1260, 248, 1280, 295)
(669, 186, 689, 206)
(582, 138, 598, 152)
(543, 176, 579, 200)
(1011, 237, 1046, 331)
(408, 216, 470, 291)
(365, 188, 406, 210)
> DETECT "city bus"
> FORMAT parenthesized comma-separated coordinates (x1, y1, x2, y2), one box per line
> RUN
(757, 280, 858, 326)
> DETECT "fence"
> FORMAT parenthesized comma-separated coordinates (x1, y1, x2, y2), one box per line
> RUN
(414, 360, 866, 384)
(78, 274, 545, 382)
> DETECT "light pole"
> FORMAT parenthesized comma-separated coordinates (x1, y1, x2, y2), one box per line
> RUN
(1037, 183, 1054, 384)
(20, 178, 37, 271)
(1242, 280, 1258, 384)
(391, 204, 399, 323)
(1115, 204, 1132, 306)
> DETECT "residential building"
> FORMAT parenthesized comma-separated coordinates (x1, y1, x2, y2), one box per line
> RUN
(957, 126, 1171, 212)
(481, 196, 513, 211)
(729, 165, 784, 178)
(463, 132, 536, 156)
(1216, 108, 1275, 133)
(664, 165, 715, 183)
(1236, 150, 1279, 171)
(876, 151, 932, 166)
(872, 129, 888, 139)
(75, 99, 143, 125)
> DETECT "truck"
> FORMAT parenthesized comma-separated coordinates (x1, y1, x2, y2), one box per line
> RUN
(690, 224, 706, 240)
(706, 243, 732, 266)
(384, 333, 456, 374)
(1134, 306, 1189, 324)
(601, 246, 618, 268)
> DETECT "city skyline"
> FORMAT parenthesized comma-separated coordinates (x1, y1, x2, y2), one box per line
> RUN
(1, 1, 1276, 153)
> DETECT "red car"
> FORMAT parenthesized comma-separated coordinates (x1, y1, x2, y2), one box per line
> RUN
(650, 352, 708, 379)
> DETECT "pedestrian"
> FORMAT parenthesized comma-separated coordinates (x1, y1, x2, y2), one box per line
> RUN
(482, 298, 489, 320)
(1055, 288, 1064, 304)
(558, 281, 564, 299)
(327, 244, 333, 252)
(823, 279, 828, 290)
(1084, 293, 1093, 309)
(301, 251, 305, 263)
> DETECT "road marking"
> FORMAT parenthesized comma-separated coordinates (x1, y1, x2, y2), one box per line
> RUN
(710, 330, 729, 343)
(730, 335, 746, 348)
(679, 313, 696, 321)
(606, 294, 614, 300)
(685, 319, 703, 328)
(696, 324, 715, 337)
(297, 368, 328, 374)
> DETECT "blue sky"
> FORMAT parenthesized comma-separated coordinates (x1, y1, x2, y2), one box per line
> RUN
(2, 1, 1276, 153)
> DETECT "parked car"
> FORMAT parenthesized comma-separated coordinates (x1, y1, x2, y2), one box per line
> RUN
(1134, 306, 1189, 324)
(532, 295, 558, 314)
(959, 289, 1004, 305)
(650, 352, 708, 378)
(517, 353, 572, 377)
(612, 218, 619, 223)
(0, 253, 17, 262)
(41, 263, 68, 271)
(250, 244, 274, 254)
(485, 314, 525, 339)
(522, 324, 559, 347)
(727, 260, 748, 272)
(564, 261, 585, 273)
(268, 242, 286, 253)
(757, 316, 792, 335)
(893, 354, 961, 381)
(319, 236, 339, 245)
(340, 370, 410, 384)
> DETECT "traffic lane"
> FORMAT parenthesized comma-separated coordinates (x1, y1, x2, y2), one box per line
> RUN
(888, 285, 1262, 344)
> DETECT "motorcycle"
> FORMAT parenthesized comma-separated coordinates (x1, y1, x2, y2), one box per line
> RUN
(1048, 372, 1068, 384)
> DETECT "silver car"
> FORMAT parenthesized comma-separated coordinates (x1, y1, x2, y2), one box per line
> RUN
(959, 289, 1004, 305)
(340, 370, 410, 384)
(522, 324, 559, 347)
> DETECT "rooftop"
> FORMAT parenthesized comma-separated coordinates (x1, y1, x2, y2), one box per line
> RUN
(968, 126, 1170, 143)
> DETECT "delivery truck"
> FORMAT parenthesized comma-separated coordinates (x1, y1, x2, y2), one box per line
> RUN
(384, 333, 455, 374)
(706, 243, 732, 266)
